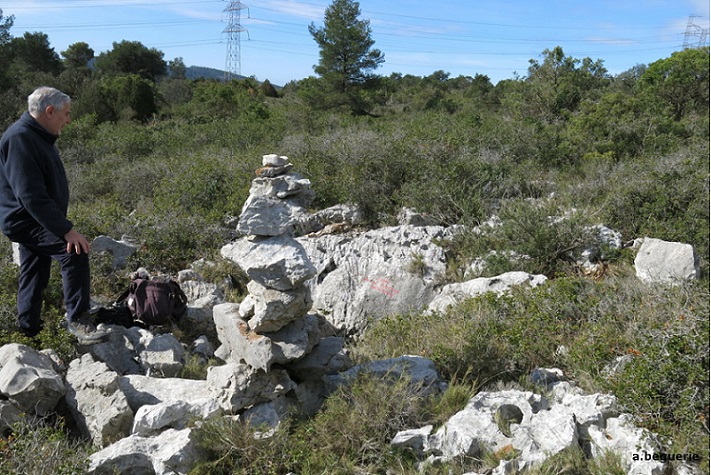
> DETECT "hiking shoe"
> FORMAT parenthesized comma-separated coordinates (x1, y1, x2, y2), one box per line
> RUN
(66, 316, 110, 344)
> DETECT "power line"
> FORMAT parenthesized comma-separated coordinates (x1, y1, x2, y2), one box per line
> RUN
(244, 0, 688, 31)
(3, 0, 221, 9)
(18, 19, 215, 31)
(245, 15, 684, 48)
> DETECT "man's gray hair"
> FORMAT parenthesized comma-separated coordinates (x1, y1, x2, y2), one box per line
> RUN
(27, 87, 71, 115)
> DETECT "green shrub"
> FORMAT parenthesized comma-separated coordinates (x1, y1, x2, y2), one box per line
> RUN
(151, 150, 252, 222)
(178, 354, 219, 381)
(523, 446, 626, 475)
(444, 199, 599, 279)
(189, 416, 296, 475)
(127, 211, 232, 273)
(190, 372, 482, 475)
(0, 416, 92, 475)
(603, 147, 710, 263)
(175, 80, 270, 123)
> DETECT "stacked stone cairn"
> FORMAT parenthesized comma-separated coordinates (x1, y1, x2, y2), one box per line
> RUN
(217, 154, 352, 418)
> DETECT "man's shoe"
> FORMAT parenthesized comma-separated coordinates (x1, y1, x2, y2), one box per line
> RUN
(66, 316, 110, 344)
(17, 326, 41, 338)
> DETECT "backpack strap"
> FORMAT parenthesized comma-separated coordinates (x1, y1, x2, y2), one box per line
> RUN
(114, 286, 132, 306)
(114, 278, 145, 306)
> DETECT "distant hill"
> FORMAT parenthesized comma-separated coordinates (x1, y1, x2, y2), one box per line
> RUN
(185, 66, 246, 81)
(183, 66, 282, 89)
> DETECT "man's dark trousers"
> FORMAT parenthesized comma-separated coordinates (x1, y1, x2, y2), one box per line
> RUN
(7, 225, 90, 336)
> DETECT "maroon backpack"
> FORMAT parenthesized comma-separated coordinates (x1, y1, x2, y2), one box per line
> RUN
(119, 278, 188, 326)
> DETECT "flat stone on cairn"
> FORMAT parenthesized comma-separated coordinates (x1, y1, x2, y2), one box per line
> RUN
(256, 154, 293, 177)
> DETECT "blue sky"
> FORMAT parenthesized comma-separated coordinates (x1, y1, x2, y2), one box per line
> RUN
(4, 0, 709, 86)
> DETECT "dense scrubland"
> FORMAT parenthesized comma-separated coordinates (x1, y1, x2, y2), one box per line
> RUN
(0, 13, 708, 473)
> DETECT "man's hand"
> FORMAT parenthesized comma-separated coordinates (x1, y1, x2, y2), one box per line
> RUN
(64, 229, 90, 254)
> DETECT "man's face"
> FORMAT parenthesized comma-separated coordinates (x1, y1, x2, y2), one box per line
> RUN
(43, 103, 72, 135)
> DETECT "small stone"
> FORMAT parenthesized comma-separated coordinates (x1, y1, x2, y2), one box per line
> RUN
(255, 163, 294, 177)
(262, 154, 290, 167)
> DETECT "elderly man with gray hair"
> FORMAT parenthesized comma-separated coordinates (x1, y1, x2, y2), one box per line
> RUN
(0, 86, 108, 343)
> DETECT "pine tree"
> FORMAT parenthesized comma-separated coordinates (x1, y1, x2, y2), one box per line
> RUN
(0, 9, 14, 90)
(308, 0, 384, 109)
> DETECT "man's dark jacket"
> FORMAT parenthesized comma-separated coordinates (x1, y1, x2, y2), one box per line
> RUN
(0, 112, 73, 239)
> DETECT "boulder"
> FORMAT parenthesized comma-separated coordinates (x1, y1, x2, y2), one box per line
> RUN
(326, 355, 448, 396)
(221, 235, 317, 291)
(88, 427, 201, 475)
(87, 327, 185, 377)
(244, 280, 313, 333)
(91, 235, 139, 270)
(588, 413, 666, 474)
(248, 172, 314, 205)
(85, 327, 145, 375)
(179, 280, 224, 306)
(312, 203, 362, 226)
(181, 304, 218, 340)
(236, 194, 307, 236)
(262, 153, 290, 168)
(65, 353, 133, 447)
(393, 374, 663, 474)
(390, 425, 433, 453)
(237, 396, 295, 437)
(118, 375, 213, 412)
(427, 271, 548, 314)
(0, 343, 66, 415)
(0, 400, 23, 433)
(214, 303, 321, 371)
(177, 270, 225, 339)
(256, 163, 294, 177)
(529, 367, 565, 388)
(286, 336, 352, 382)
(132, 399, 221, 436)
(236, 172, 315, 236)
(207, 362, 296, 413)
(634, 238, 700, 284)
(298, 225, 458, 335)
(190, 335, 215, 361)
(292, 380, 329, 417)
(397, 207, 439, 226)
(139, 333, 185, 378)
(424, 390, 572, 468)
(586, 224, 624, 249)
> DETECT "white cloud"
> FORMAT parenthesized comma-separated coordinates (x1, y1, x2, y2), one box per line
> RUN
(257, 0, 325, 21)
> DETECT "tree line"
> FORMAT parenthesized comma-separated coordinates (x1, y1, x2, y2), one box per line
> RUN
(0, 1, 708, 271)
(0, 2, 707, 133)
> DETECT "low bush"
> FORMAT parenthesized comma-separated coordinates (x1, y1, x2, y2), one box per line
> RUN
(0, 416, 92, 475)
(189, 374, 482, 475)
(443, 198, 601, 279)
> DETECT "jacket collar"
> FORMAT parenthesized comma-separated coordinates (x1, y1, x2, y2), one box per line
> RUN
(21, 112, 58, 145)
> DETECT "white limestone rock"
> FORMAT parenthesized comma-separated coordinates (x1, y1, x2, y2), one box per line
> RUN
(221, 235, 317, 291)
(0, 343, 66, 415)
(634, 238, 700, 284)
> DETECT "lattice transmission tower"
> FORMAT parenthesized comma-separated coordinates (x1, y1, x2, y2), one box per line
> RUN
(223, 1, 249, 80)
(682, 14, 709, 50)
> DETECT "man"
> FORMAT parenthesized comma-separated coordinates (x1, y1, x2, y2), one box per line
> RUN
(0, 86, 108, 343)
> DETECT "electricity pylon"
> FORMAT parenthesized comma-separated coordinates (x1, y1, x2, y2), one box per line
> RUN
(223, 1, 248, 80)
